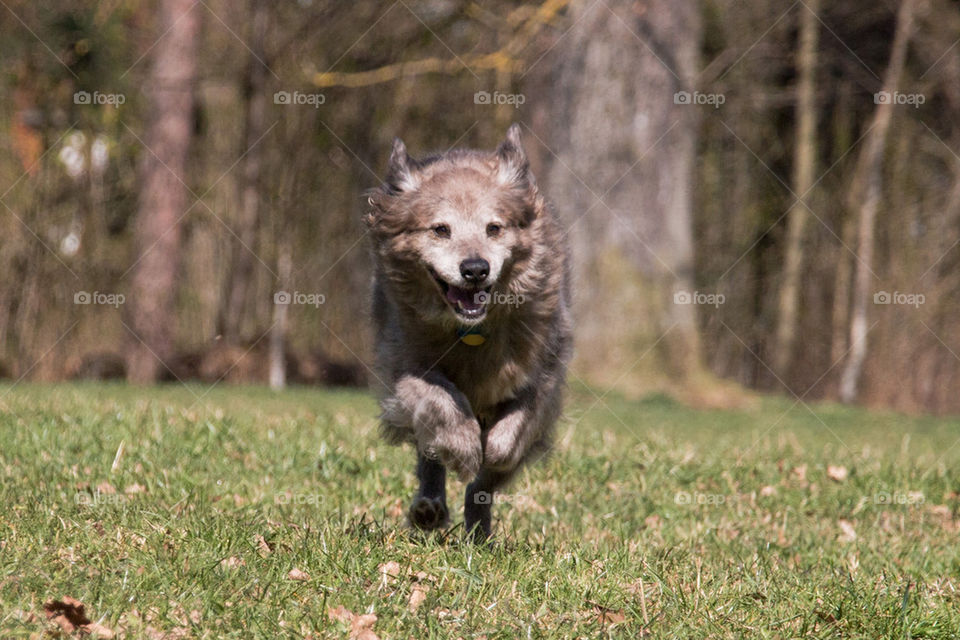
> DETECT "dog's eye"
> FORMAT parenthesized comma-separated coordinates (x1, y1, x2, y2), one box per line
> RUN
(432, 224, 451, 238)
(486, 223, 502, 237)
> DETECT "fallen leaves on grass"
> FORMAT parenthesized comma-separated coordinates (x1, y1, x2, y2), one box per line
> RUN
(254, 533, 274, 555)
(379, 561, 401, 580)
(287, 568, 310, 581)
(386, 498, 405, 519)
(328, 606, 379, 639)
(928, 504, 958, 532)
(408, 585, 428, 612)
(220, 556, 245, 569)
(826, 465, 848, 483)
(837, 519, 857, 543)
(43, 596, 115, 638)
(96, 482, 117, 495)
(591, 605, 627, 626)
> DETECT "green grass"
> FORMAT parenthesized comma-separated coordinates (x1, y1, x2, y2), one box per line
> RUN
(1, 382, 959, 638)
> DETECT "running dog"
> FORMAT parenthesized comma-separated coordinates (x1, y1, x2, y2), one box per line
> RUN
(366, 124, 572, 540)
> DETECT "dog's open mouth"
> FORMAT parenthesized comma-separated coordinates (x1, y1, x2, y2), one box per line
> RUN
(430, 270, 491, 320)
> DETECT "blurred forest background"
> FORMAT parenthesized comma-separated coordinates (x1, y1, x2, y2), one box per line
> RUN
(1, 0, 959, 414)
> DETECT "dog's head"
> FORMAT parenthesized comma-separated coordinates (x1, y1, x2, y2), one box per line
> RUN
(367, 124, 542, 326)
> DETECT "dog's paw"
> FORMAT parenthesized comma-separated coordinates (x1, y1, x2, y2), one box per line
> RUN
(422, 420, 482, 481)
(408, 495, 449, 530)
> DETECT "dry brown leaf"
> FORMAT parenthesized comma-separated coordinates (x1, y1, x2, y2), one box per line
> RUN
(351, 613, 377, 633)
(408, 585, 428, 612)
(328, 605, 354, 622)
(287, 568, 310, 581)
(792, 465, 808, 482)
(328, 607, 379, 640)
(124, 483, 146, 495)
(96, 482, 117, 495)
(837, 519, 857, 543)
(43, 597, 115, 637)
(593, 606, 627, 626)
(386, 498, 405, 519)
(760, 485, 776, 497)
(44, 597, 90, 632)
(379, 561, 401, 580)
(220, 556, 245, 569)
(930, 505, 951, 518)
(827, 465, 848, 482)
(85, 620, 116, 638)
(643, 514, 661, 530)
(254, 534, 273, 555)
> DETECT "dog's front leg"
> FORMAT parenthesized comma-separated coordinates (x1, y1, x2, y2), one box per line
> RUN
(381, 372, 483, 481)
(482, 383, 562, 473)
(464, 467, 510, 542)
(409, 452, 448, 530)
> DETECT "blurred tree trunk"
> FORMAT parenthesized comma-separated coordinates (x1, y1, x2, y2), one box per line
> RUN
(269, 234, 292, 390)
(546, 0, 702, 389)
(829, 85, 855, 375)
(219, 0, 269, 342)
(772, 0, 820, 374)
(126, 0, 200, 383)
(839, 0, 917, 403)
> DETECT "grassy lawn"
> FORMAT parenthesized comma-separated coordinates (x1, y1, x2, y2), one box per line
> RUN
(1, 382, 959, 638)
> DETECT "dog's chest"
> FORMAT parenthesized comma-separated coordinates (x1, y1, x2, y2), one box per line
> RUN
(441, 342, 531, 413)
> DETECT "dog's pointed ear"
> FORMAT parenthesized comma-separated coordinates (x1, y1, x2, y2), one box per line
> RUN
(495, 123, 529, 186)
(386, 137, 420, 192)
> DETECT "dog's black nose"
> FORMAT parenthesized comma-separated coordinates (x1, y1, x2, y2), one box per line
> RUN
(460, 258, 490, 283)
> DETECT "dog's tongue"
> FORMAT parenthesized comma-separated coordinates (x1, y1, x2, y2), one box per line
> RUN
(446, 285, 482, 311)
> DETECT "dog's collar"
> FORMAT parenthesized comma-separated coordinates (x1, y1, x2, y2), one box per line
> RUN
(457, 325, 487, 346)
